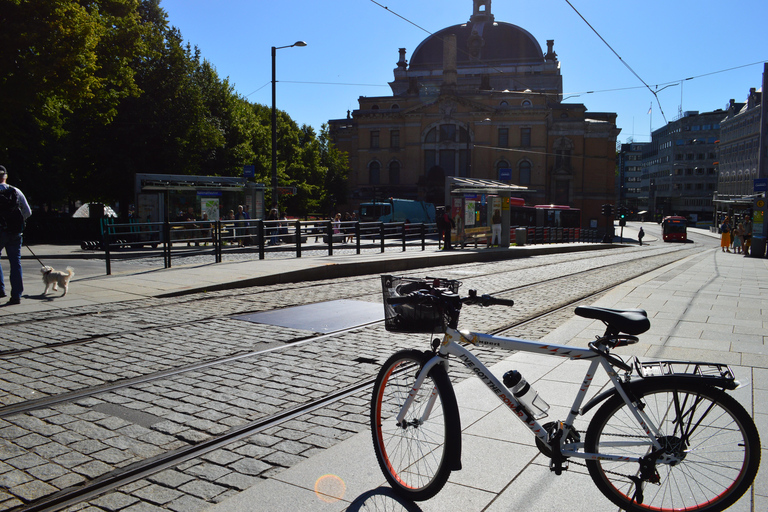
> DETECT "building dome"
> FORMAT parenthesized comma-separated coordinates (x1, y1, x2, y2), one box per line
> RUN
(408, 21, 545, 71)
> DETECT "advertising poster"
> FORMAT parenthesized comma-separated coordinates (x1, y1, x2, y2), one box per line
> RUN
(202, 198, 220, 221)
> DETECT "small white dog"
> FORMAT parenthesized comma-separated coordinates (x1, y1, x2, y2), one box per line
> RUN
(41, 266, 75, 296)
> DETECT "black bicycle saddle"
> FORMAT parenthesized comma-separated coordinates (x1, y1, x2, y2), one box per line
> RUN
(574, 306, 650, 335)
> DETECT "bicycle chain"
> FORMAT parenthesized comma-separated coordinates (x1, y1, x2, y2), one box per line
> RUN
(564, 432, 653, 481)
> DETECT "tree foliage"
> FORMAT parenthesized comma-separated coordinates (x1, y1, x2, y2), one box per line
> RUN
(0, 0, 348, 218)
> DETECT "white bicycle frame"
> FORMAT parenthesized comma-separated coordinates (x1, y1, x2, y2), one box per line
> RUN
(396, 325, 665, 463)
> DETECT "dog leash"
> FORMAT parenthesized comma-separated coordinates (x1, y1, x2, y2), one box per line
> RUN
(24, 244, 47, 268)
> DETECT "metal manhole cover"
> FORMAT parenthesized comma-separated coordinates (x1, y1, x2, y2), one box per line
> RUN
(233, 299, 383, 333)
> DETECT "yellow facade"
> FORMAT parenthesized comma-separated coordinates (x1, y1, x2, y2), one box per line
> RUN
(329, 1, 619, 227)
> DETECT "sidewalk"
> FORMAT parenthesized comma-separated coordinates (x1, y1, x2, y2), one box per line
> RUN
(206, 244, 768, 512)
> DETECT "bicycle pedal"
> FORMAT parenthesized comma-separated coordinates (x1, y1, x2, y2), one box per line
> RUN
(549, 459, 568, 475)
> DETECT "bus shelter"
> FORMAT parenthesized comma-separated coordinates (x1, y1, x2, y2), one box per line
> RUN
(134, 173, 266, 223)
(447, 177, 530, 248)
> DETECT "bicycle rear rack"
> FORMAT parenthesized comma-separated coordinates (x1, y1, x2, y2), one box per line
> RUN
(635, 359, 739, 389)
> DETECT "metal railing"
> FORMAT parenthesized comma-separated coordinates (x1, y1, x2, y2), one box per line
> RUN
(97, 219, 439, 275)
(94, 219, 601, 275)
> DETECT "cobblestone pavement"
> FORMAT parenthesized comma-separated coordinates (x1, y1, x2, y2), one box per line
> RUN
(0, 241, 713, 511)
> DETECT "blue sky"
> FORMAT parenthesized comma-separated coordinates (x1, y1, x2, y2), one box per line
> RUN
(160, 0, 767, 143)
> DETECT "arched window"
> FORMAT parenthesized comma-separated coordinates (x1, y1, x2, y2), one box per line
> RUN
(369, 161, 380, 185)
(521, 99, 532, 107)
(389, 161, 400, 185)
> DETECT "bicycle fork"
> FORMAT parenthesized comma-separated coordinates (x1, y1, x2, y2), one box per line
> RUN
(395, 354, 445, 427)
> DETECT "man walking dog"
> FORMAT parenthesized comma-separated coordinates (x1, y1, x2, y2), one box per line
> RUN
(0, 165, 33, 305)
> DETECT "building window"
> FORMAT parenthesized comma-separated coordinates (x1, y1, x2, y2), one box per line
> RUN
(521, 99, 532, 107)
(425, 128, 437, 143)
(390, 130, 400, 149)
(518, 160, 531, 185)
(439, 124, 456, 142)
(440, 149, 456, 175)
(388, 161, 400, 185)
(370, 131, 380, 149)
(498, 128, 509, 148)
(369, 161, 380, 184)
(517, 127, 530, 148)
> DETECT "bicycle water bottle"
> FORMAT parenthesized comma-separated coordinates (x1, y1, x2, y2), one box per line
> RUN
(503, 370, 550, 419)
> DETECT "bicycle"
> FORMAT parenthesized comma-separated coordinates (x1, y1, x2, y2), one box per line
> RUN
(370, 275, 760, 511)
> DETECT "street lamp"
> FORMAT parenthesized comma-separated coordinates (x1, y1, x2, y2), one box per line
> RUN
(271, 41, 307, 209)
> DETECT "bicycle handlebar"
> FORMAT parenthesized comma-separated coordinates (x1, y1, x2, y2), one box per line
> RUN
(386, 289, 514, 308)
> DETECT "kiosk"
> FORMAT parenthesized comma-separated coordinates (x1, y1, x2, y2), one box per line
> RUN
(446, 177, 530, 248)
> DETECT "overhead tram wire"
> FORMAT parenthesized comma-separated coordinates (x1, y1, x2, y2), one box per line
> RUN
(564, 0, 671, 123)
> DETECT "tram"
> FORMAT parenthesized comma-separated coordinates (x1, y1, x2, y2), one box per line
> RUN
(661, 216, 688, 242)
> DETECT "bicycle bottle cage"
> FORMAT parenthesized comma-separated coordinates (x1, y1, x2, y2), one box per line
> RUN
(634, 358, 739, 389)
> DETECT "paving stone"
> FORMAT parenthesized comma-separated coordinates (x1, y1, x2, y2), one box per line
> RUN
(166, 494, 209, 512)
(228, 457, 271, 476)
(214, 472, 260, 491)
(27, 462, 69, 481)
(200, 450, 242, 466)
(0, 469, 32, 488)
(74, 460, 113, 479)
(133, 483, 183, 505)
(50, 472, 87, 489)
(147, 469, 195, 489)
(11, 479, 59, 501)
(178, 480, 229, 501)
(175, 430, 210, 444)
(185, 462, 231, 482)
(90, 491, 140, 511)
(6, 452, 47, 470)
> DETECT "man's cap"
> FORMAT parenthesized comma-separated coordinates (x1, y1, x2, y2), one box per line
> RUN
(0, 165, 6, 177)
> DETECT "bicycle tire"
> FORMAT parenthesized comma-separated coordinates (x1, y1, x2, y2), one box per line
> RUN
(585, 378, 760, 512)
(370, 349, 461, 501)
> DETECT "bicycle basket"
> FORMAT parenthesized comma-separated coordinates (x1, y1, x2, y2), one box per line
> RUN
(381, 275, 461, 333)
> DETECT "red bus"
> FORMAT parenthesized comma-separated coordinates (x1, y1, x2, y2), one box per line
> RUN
(661, 216, 687, 242)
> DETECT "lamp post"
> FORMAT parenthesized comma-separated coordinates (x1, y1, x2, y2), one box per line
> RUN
(271, 41, 307, 208)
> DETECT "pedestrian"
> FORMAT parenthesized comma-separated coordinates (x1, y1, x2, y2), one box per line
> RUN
(266, 207, 278, 245)
(440, 208, 455, 250)
(235, 205, 250, 246)
(638, 226, 645, 246)
(344, 212, 354, 243)
(719, 216, 731, 253)
(743, 217, 752, 257)
(490, 209, 502, 247)
(0, 165, 33, 305)
(733, 222, 744, 254)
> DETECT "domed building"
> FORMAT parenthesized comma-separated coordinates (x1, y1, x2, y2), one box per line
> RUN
(329, 0, 619, 228)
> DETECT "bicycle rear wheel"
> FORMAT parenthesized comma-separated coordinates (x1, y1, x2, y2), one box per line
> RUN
(370, 349, 461, 501)
(585, 378, 760, 512)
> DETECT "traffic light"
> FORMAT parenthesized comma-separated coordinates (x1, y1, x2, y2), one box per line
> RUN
(601, 204, 613, 217)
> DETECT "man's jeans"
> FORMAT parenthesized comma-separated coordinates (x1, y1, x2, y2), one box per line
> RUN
(0, 231, 23, 299)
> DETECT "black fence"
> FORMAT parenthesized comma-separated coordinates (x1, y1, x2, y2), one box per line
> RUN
(75, 218, 603, 275)
(91, 219, 440, 275)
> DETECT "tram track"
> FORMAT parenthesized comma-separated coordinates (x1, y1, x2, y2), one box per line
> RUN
(2, 245, 707, 512)
(0, 245, 697, 418)
(0, 244, 689, 358)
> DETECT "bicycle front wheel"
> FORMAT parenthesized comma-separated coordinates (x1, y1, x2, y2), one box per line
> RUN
(585, 378, 760, 512)
(370, 349, 461, 501)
